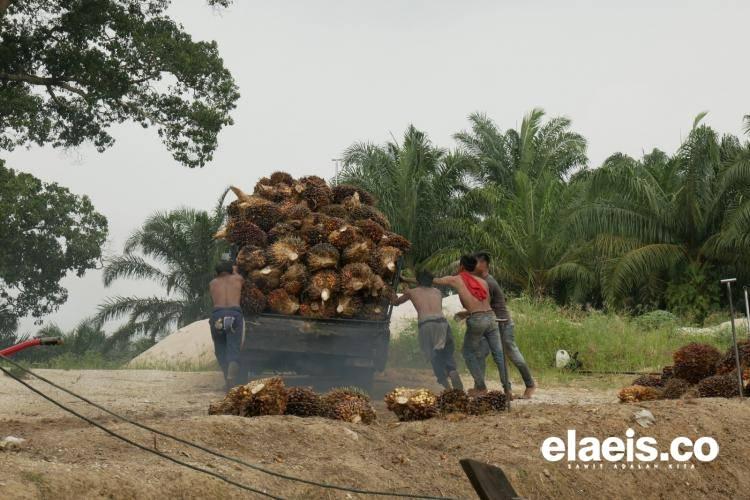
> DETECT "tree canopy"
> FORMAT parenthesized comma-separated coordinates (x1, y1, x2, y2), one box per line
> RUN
(0, 160, 108, 332)
(0, 0, 239, 167)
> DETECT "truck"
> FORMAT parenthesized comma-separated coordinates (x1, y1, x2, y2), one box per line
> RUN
(236, 260, 402, 392)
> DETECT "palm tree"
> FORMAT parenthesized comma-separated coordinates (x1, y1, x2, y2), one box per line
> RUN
(337, 125, 472, 270)
(426, 109, 594, 302)
(96, 194, 229, 340)
(576, 114, 750, 323)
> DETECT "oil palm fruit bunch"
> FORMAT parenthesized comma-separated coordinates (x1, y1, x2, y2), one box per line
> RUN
(467, 391, 507, 415)
(341, 263, 373, 295)
(716, 341, 750, 375)
(660, 365, 674, 384)
(284, 387, 324, 417)
(322, 387, 376, 424)
(384, 387, 438, 421)
(280, 263, 308, 296)
(672, 343, 721, 384)
(660, 378, 691, 399)
(241, 283, 267, 315)
(208, 397, 239, 416)
(618, 385, 662, 403)
(307, 270, 340, 303)
(269, 236, 306, 268)
(239, 377, 288, 417)
(236, 245, 267, 274)
(225, 175, 410, 318)
(437, 389, 470, 415)
(267, 289, 300, 315)
(631, 374, 663, 388)
(697, 373, 745, 398)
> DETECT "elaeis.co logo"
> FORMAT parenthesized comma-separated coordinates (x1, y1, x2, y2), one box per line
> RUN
(541, 429, 719, 470)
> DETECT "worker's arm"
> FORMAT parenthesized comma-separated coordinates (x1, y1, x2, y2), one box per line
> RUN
(392, 289, 411, 306)
(432, 275, 457, 287)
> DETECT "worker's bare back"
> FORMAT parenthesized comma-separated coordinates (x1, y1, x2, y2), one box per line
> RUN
(404, 286, 444, 320)
(209, 273, 244, 308)
(434, 274, 492, 313)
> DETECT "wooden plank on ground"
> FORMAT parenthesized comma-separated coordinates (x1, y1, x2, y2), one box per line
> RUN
(460, 459, 524, 500)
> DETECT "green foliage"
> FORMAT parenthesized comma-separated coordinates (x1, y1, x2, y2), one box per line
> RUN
(338, 125, 472, 271)
(0, 161, 107, 331)
(634, 310, 679, 331)
(96, 195, 228, 340)
(665, 264, 719, 325)
(0, 0, 239, 167)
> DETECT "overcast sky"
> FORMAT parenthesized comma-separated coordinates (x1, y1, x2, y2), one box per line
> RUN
(10, 0, 750, 333)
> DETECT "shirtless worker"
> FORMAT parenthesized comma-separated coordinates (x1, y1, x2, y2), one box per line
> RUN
(433, 255, 509, 394)
(392, 270, 463, 390)
(208, 260, 245, 390)
(471, 251, 535, 399)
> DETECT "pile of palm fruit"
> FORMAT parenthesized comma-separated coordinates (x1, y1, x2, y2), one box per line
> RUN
(618, 341, 750, 402)
(385, 387, 507, 421)
(209, 377, 377, 424)
(214, 172, 411, 320)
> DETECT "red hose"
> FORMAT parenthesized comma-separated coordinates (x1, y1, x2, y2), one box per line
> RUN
(0, 337, 62, 357)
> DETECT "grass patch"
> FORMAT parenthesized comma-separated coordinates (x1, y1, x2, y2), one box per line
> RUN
(388, 296, 733, 388)
(127, 359, 219, 372)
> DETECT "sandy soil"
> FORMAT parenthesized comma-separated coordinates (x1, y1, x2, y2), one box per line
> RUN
(1, 369, 749, 499)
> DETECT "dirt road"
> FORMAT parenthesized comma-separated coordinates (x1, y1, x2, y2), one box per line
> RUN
(1, 369, 749, 499)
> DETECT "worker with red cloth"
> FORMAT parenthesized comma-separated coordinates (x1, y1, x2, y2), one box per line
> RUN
(434, 255, 507, 393)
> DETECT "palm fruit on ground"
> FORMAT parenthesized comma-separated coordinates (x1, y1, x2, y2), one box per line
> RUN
(208, 397, 239, 416)
(226, 219, 268, 247)
(380, 232, 412, 252)
(716, 341, 750, 375)
(342, 239, 374, 264)
(267, 289, 300, 315)
(660, 365, 674, 384)
(341, 263, 374, 295)
(384, 387, 438, 421)
(468, 391, 507, 415)
(306, 243, 340, 272)
(268, 236, 306, 268)
(284, 387, 324, 417)
(355, 219, 387, 243)
(240, 283, 267, 315)
(307, 270, 340, 303)
(618, 385, 662, 403)
(267, 222, 299, 243)
(249, 266, 282, 292)
(632, 374, 663, 388)
(280, 201, 311, 222)
(437, 389, 470, 414)
(322, 387, 376, 424)
(236, 245, 267, 274)
(238, 377, 288, 417)
(370, 246, 401, 278)
(319, 203, 349, 219)
(280, 263, 308, 296)
(697, 373, 745, 398)
(269, 171, 294, 186)
(361, 302, 386, 321)
(299, 299, 337, 319)
(672, 343, 721, 384)
(336, 295, 364, 318)
(239, 196, 283, 231)
(332, 184, 376, 206)
(661, 378, 691, 399)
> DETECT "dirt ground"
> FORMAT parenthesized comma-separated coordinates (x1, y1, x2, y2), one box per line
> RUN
(1, 369, 749, 499)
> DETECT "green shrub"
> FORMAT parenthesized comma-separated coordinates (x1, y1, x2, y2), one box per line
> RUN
(634, 310, 679, 331)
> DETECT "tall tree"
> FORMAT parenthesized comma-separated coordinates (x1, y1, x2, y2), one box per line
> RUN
(576, 115, 750, 323)
(338, 125, 472, 270)
(0, 0, 239, 167)
(96, 196, 228, 340)
(427, 109, 593, 301)
(0, 160, 108, 333)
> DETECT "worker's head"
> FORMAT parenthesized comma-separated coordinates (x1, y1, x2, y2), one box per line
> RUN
(474, 251, 491, 275)
(215, 260, 234, 276)
(459, 254, 478, 273)
(416, 270, 434, 287)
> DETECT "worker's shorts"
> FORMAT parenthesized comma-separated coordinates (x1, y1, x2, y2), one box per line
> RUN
(209, 307, 243, 378)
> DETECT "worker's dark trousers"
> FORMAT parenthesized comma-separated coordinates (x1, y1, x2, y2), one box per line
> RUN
(478, 322, 534, 389)
(462, 312, 504, 390)
(209, 307, 244, 382)
(430, 332, 459, 387)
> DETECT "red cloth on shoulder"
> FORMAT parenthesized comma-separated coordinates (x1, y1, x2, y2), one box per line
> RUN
(459, 272, 488, 301)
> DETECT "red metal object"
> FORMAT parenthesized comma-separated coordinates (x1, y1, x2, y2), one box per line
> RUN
(0, 337, 63, 357)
